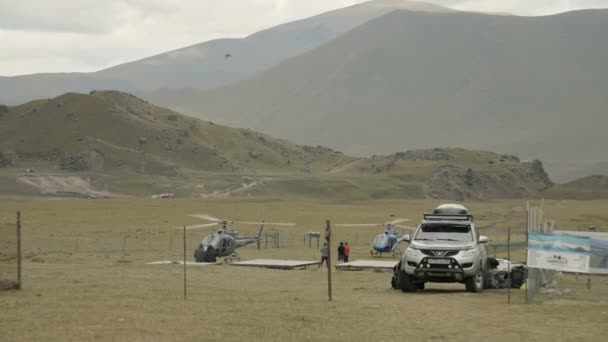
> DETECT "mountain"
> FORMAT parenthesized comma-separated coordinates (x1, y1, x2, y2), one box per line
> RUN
(0, 1, 450, 106)
(0, 92, 552, 200)
(142, 9, 608, 182)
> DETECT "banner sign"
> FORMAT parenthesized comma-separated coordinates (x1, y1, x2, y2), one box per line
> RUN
(554, 231, 608, 274)
(527, 233, 590, 273)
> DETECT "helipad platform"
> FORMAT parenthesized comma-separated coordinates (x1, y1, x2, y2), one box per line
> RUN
(336, 260, 398, 271)
(231, 259, 320, 270)
(147, 260, 221, 266)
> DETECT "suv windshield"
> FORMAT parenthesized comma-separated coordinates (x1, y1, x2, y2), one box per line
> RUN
(414, 224, 473, 242)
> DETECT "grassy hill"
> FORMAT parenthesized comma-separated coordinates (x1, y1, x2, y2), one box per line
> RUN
(0, 92, 557, 200)
(543, 175, 608, 199)
(0, 91, 348, 174)
(142, 9, 608, 182)
(0, 1, 449, 105)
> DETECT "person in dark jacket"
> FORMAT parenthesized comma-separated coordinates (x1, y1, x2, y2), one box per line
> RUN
(337, 242, 345, 262)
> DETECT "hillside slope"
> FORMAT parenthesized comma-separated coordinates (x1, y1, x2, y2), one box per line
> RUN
(0, 92, 554, 200)
(0, 1, 449, 105)
(144, 9, 608, 182)
(542, 175, 608, 200)
(0, 91, 350, 177)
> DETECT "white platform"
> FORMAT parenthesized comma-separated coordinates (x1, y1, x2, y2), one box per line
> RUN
(147, 260, 221, 266)
(336, 260, 399, 271)
(231, 259, 320, 270)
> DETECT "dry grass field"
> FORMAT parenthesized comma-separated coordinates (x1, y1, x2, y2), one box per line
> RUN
(1, 196, 607, 341)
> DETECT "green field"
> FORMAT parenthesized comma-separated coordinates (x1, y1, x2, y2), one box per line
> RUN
(1, 197, 607, 341)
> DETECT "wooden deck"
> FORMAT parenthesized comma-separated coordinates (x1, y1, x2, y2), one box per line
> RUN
(231, 259, 321, 270)
(335, 260, 398, 271)
(146, 260, 221, 266)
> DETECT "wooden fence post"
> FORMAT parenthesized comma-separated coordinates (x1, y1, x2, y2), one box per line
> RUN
(17, 212, 22, 289)
(326, 220, 332, 302)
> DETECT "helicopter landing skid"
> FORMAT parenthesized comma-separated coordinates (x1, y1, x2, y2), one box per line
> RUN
(370, 249, 402, 258)
(224, 252, 241, 264)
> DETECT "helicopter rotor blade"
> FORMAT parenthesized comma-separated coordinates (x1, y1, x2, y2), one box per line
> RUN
(235, 221, 296, 226)
(334, 223, 379, 227)
(394, 224, 417, 230)
(179, 222, 220, 230)
(386, 218, 411, 225)
(189, 214, 221, 222)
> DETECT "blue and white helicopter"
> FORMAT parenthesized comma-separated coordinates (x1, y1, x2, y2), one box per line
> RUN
(336, 217, 417, 258)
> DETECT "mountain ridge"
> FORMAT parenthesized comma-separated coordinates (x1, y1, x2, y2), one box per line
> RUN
(140, 8, 608, 182)
(0, 0, 450, 105)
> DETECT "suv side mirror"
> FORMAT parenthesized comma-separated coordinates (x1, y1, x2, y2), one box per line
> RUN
(478, 236, 489, 244)
(402, 234, 411, 243)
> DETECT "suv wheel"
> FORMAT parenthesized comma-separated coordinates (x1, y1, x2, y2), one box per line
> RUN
(465, 269, 484, 293)
(397, 270, 417, 292)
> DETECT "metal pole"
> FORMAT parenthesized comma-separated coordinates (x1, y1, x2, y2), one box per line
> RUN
(183, 226, 187, 301)
(17, 212, 22, 289)
(525, 201, 530, 304)
(326, 220, 333, 301)
(507, 226, 511, 304)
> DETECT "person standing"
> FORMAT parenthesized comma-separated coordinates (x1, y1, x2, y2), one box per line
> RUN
(337, 242, 345, 262)
(320, 242, 328, 268)
(344, 242, 351, 263)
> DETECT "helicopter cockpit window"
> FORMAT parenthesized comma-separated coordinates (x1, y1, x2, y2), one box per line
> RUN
(209, 235, 223, 248)
(202, 235, 213, 246)
(374, 234, 390, 245)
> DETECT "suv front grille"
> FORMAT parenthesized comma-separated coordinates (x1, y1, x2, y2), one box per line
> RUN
(421, 250, 459, 257)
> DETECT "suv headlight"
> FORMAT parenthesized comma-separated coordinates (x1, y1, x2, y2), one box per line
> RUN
(406, 246, 420, 257)
(461, 248, 478, 258)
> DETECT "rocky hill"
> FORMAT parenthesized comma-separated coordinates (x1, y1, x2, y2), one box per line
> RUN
(1, 92, 556, 200)
(344, 148, 553, 200)
(0, 91, 349, 176)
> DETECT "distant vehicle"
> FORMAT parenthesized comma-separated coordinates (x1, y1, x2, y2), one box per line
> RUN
(183, 214, 295, 262)
(395, 204, 489, 293)
(335, 217, 415, 258)
(151, 193, 175, 199)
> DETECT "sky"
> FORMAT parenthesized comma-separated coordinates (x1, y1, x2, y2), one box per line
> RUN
(1, 0, 607, 76)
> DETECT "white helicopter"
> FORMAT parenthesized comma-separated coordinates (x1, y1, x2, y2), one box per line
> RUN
(336, 217, 417, 257)
(182, 214, 296, 262)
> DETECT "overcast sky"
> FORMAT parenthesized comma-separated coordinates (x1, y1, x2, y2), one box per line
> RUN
(1, 0, 607, 76)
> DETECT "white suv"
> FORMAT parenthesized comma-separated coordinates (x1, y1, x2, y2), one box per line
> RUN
(396, 204, 488, 293)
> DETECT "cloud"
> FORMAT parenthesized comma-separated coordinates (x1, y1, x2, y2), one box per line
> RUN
(0, 0, 606, 76)
(426, 0, 607, 15)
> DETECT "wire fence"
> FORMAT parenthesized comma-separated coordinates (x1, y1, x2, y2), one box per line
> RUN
(6, 206, 606, 305)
